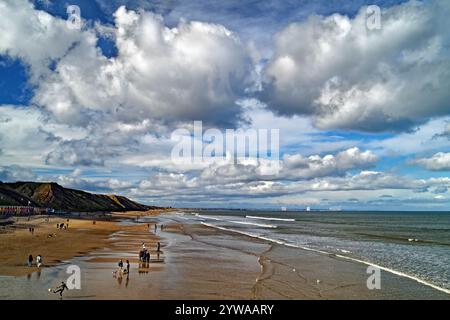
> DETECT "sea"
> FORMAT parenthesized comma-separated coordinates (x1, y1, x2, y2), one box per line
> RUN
(171, 210, 450, 294)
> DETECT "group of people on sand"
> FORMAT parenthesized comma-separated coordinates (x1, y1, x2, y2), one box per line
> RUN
(27, 254, 43, 267)
(28, 227, 35, 235)
(56, 219, 70, 230)
(115, 241, 163, 277)
(139, 242, 151, 263)
(139, 241, 163, 263)
(113, 259, 130, 278)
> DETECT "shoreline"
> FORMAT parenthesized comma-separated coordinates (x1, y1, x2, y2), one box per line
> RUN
(177, 221, 449, 299)
(200, 221, 450, 296)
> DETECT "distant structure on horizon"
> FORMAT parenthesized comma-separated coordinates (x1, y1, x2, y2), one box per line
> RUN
(306, 206, 311, 212)
(281, 206, 287, 211)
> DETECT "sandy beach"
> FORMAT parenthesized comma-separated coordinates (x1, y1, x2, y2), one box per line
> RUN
(0, 211, 448, 300)
(0, 210, 162, 277)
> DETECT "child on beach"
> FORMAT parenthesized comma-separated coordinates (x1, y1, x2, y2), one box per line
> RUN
(51, 282, 68, 299)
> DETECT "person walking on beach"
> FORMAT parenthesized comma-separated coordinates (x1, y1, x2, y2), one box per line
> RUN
(156, 242, 161, 260)
(118, 259, 124, 270)
(28, 254, 33, 267)
(126, 260, 130, 274)
(52, 282, 68, 299)
(36, 254, 43, 268)
(154, 224, 157, 232)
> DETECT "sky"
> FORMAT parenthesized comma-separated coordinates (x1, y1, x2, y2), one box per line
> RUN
(0, 0, 450, 210)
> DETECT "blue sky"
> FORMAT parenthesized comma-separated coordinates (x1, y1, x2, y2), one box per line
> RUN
(0, 56, 34, 105)
(0, 0, 449, 210)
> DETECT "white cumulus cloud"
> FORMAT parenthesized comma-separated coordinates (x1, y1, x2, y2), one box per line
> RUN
(30, 4, 252, 128)
(262, 0, 450, 132)
(411, 152, 450, 171)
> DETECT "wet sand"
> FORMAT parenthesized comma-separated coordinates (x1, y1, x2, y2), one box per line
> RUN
(169, 222, 450, 300)
(0, 212, 448, 299)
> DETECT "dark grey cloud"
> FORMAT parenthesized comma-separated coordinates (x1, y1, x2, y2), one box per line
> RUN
(433, 123, 450, 140)
(0, 165, 37, 182)
(45, 140, 115, 167)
